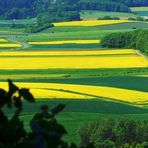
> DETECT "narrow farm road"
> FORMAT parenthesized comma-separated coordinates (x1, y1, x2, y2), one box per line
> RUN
(136, 50, 148, 60)
(7, 36, 30, 49)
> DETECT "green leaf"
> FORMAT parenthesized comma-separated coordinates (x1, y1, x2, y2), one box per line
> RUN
(18, 88, 35, 102)
(51, 104, 65, 116)
(0, 89, 7, 107)
(8, 79, 19, 94)
(13, 96, 22, 110)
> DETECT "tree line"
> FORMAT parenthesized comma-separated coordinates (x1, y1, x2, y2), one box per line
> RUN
(101, 29, 148, 54)
(79, 0, 131, 13)
(0, 0, 148, 20)
(111, 0, 148, 7)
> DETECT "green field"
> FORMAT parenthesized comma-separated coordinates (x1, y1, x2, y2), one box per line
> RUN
(96, 22, 148, 30)
(0, 18, 37, 24)
(0, 16, 148, 144)
(80, 10, 137, 19)
(17, 29, 130, 42)
(6, 99, 148, 143)
(131, 7, 148, 16)
(19, 111, 148, 143)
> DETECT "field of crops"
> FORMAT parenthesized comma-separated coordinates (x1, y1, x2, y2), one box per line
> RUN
(80, 10, 137, 20)
(0, 38, 8, 42)
(0, 18, 148, 143)
(131, 7, 148, 16)
(28, 40, 101, 45)
(0, 49, 147, 69)
(0, 49, 135, 56)
(53, 20, 133, 27)
(1, 81, 148, 104)
(0, 49, 148, 105)
(0, 38, 22, 48)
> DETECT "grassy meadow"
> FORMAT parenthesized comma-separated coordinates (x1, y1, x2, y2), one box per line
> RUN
(80, 10, 137, 19)
(131, 7, 148, 16)
(0, 18, 148, 143)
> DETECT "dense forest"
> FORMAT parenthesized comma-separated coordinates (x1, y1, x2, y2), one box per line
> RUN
(101, 29, 148, 54)
(79, 0, 131, 12)
(0, 0, 148, 19)
(111, 0, 148, 7)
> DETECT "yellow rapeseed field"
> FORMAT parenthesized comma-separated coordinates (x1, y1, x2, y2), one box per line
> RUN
(0, 38, 8, 42)
(0, 44, 22, 48)
(28, 40, 101, 45)
(0, 49, 136, 56)
(0, 74, 67, 79)
(53, 20, 133, 27)
(0, 54, 147, 69)
(30, 89, 91, 99)
(0, 82, 147, 104)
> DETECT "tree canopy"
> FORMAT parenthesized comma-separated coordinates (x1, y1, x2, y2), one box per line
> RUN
(0, 0, 147, 19)
(101, 29, 148, 54)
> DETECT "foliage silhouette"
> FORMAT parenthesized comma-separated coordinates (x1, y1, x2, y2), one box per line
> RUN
(0, 80, 94, 148)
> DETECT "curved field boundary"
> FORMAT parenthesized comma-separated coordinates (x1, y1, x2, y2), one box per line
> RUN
(0, 82, 148, 104)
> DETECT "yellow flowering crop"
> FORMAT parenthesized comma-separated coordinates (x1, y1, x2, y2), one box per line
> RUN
(0, 49, 135, 56)
(0, 38, 8, 42)
(0, 74, 67, 79)
(30, 89, 90, 99)
(28, 40, 101, 45)
(0, 54, 147, 69)
(0, 44, 22, 48)
(0, 82, 147, 104)
(53, 20, 133, 27)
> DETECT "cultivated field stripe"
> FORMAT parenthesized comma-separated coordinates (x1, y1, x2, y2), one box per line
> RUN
(0, 43, 22, 47)
(0, 49, 136, 56)
(0, 38, 8, 42)
(28, 40, 101, 45)
(0, 82, 148, 104)
(53, 20, 134, 27)
(0, 55, 147, 69)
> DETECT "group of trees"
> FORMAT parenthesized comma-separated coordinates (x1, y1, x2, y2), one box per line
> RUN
(101, 29, 148, 54)
(35, 0, 81, 24)
(128, 16, 148, 22)
(0, 0, 81, 20)
(0, 0, 148, 20)
(79, 119, 148, 147)
(111, 0, 148, 7)
(25, 23, 54, 33)
(79, 0, 131, 13)
(26, 0, 81, 33)
(0, 0, 36, 19)
(98, 16, 120, 20)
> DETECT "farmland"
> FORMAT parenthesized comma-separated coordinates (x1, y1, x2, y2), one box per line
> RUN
(131, 7, 148, 16)
(0, 18, 148, 143)
(80, 10, 137, 20)
(1, 81, 148, 104)
(0, 38, 22, 48)
(53, 20, 133, 27)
